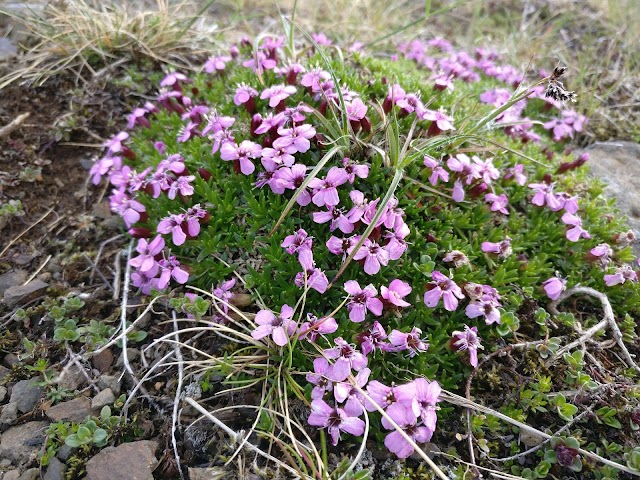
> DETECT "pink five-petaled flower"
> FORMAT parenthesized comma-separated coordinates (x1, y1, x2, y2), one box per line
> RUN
(220, 140, 262, 175)
(465, 293, 502, 325)
(380, 279, 412, 308)
(251, 305, 297, 347)
(109, 190, 145, 228)
(306, 357, 333, 399)
(589, 243, 613, 269)
(382, 402, 432, 459)
(307, 399, 365, 446)
(396, 377, 441, 432)
(294, 267, 329, 294)
(485, 193, 509, 215)
(561, 212, 591, 242)
(451, 326, 483, 367)
(365, 381, 408, 411)
(129, 235, 165, 275)
(157, 256, 189, 289)
(281, 228, 314, 270)
(166, 175, 195, 200)
(529, 182, 565, 211)
(604, 266, 638, 287)
(272, 124, 316, 154)
(308, 166, 349, 207)
(204, 55, 231, 73)
(388, 327, 429, 357)
(344, 280, 383, 323)
(299, 314, 338, 342)
(233, 84, 258, 107)
(323, 337, 368, 382)
(384, 222, 410, 260)
(334, 368, 370, 417)
(504, 164, 527, 186)
(212, 278, 235, 315)
(260, 84, 297, 108)
(481, 237, 512, 258)
(357, 321, 390, 355)
(157, 213, 188, 246)
(543, 276, 567, 300)
(421, 108, 456, 131)
(342, 157, 369, 183)
(423, 155, 449, 186)
(353, 238, 390, 275)
(312, 207, 354, 234)
(423, 270, 464, 311)
(346, 98, 367, 121)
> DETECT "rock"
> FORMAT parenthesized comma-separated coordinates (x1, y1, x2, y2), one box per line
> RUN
(0, 270, 28, 296)
(92, 349, 113, 373)
(97, 375, 120, 395)
(115, 348, 139, 367)
(0, 385, 7, 402)
(586, 141, 640, 251)
(43, 457, 66, 480)
(0, 402, 19, 430)
(0, 458, 10, 467)
(91, 388, 115, 411)
(2, 280, 48, 307)
(56, 444, 75, 462)
(0, 421, 48, 466)
(85, 440, 158, 480)
(2, 470, 21, 480)
(57, 364, 87, 391)
(45, 397, 92, 423)
(9, 379, 44, 413)
(0, 38, 18, 62)
(0, 365, 9, 381)
(17, 469, 39, 480)
(3, 354, 20, 368)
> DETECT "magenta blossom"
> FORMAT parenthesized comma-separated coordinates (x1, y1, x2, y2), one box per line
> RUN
(380, 279, 412, 307)
(421, 108, 455, 131)
(90, 156, 122, 185)
(604, 266, 638, 286)
(220, 140, 262, 175)
(589, 243, 613, 269)
(308, 399, 365, 446)
(334, 368, 370, 417)
(306, 358, 333, 399)
(157, 256, 189, 288)
(357, 321, 390, 355)
(129, 235, 165, 275)
(294, 267, 329, 294)
(485, 193, 509, 215)
(451, 326, 483, 367)
(529, 182, 565, 211)
(353, 238, 390, 275)
(396, 377, 441, 432)
(423, 271, 464, 311)
(388, 327, 429, 357)
(212, 278, 235, 315)
(481, 237, 512, 258)
(308, 167, 349, 207)
(561, 212, 591, 242)
(313, 207, 354, 234)
(157, 213, 188, 246)
(233, 83, 258, 106)
(109, 190, 146, 228)
(365, 381, 409, 411)
(299, 314, 338, 342)
(465, 293, 502, 325)
(251, 304, 297, 347)
(281, 228, 314, 270)
(342, 157, 369, 183)
(543, 276, 567, 300)
(423, 155, 449, 186)
(384, 222, 410, 261)
(272, 124, 316, 154)
(204, 55, 231, 73)
(324, 337, 368, 382)
(344, 280, 383, 322)
(260, 84, 297, 108)
(504, 164, 527, 186)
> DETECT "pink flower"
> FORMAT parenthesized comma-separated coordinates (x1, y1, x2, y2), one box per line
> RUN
(481, 237, 512, 258)
(308, 167, 349, 207)
(326, 235, 358, 259)
(313, 207, 354, 234)
(242, 52, 277, 73)
(334, 368, 370, 417)
(204, 55, 231, 73)
(306, 358, 333, 399)
(323, 337, 368, 382)
(589, 243, 613, 269)
(353, 239, 390, 275)
(451, 326, 483, 367)
(357, 321, 390, 355)
(423, 271, 464, 311)
(529, 182, 565, 211)
(166, 175, 195, 200)
(342, 157, 369, 183)
(344, 280, 383, 322)
(423, 155, 449, 186)
(388, 327, 429, 357)
(365, 381, 408, 411)
(233, 84, 258, 106)
(384, 222, 410, 260)
(346, 98, 367, 121)
(220, 140, 263, 175)
(275, 164, 311, 205)
(294, 267, 329, 294)
(129, 235, 165, 275)
(251, 304, 297, 347)
(504, 164, 527, 186)
(160, 72, 191, 88)
(380, 279, 412, 307)
(421, 108, 455, 130)
(300, 67, 331, 90)
(212, 278, 235, 315)
(157, 256, 189, 288)
(273, 124, 316, 154)
(396, 377, 440, 431)
(543, 277, 567, 300)
(307, 399, 365, 446)
(561, 212, 590, 242)
(90, 156, 122, 185)
(260, 84, 297, 108)
(604, 266, 638, 286)
(157, 213, 188, 246)
(485, 193, 509, 215)
(109, 190, 146, 228)
(281, 229, 314, 270)
(104, 131, 129, 154)
(382, 403, 433, 459)
(452, 179, 465, 202)
(465, 294, 502, 325)
(442, 250, 469, 268)
(299, 314, 338, 342)
(312, 32, 332, 46)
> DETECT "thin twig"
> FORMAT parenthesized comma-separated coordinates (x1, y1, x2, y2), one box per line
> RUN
(171, 311, 185, 480)
(23, 254, 51, 285)
(0, 112, 31, 138)
(0, 206, 55, 257)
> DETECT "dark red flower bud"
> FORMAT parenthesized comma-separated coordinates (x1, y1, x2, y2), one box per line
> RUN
(128, 227, 152, 238)
(543, 173, 553, 184)
(250, 114, 262, 137)
(469, 182, 488, 198)
(197, 168, 212, 181)
(122, 146, 136, 160)
(426, 121, 442, 137)
(361, 116, 372, 133)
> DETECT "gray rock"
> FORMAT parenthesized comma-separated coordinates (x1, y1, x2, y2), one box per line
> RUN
(57, 364, 87, 391)
(0, 421, 48, 466)
(3, 354, 20, 368)
(2, 280, 48, 307)
(17, 469, 39, 480)
(85, 440, 158, 480)
(43, 457, 66, 480)
(91, 388, 114, 411)
(115, 348, 140, 367)
(0, 365, 9, 382)
(56, 444, 75, 462)
(0, 458, 11, 467)
(3, 470, 21, 480)
(586, 141, 640, 250)
(0, 270, 28, 296)
(9, 379, 44, 413)
(0, 385, 7, 402)
(0, 38, 18, 62)
(45, 397, 92, 423)
(97, 375, 121, 395)
(0, 402, 19, 430)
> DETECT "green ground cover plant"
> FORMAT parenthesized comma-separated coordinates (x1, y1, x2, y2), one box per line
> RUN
(88, 25, 640, 479)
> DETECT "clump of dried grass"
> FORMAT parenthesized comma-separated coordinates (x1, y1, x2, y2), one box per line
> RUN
(0, 0, 218, 89)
